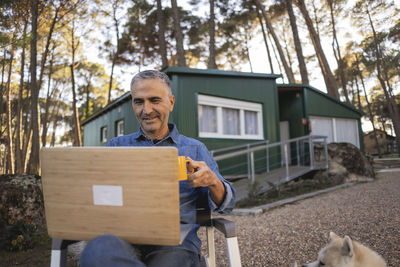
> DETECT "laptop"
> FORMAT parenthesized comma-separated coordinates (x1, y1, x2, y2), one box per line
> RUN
(40, 146, 191, 246)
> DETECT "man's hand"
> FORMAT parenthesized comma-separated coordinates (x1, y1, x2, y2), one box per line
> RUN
(186, 158, 226, 205)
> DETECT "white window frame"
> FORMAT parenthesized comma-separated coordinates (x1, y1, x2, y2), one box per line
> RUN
(116, 119, 124, 137)
(101, 126, 108, 143)
(198, 94, 264, 140)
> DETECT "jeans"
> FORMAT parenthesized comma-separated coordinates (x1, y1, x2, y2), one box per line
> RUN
(80, 234, 200, 267)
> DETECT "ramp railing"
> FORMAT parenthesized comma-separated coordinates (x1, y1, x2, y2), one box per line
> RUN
(211, 135, 328, 185)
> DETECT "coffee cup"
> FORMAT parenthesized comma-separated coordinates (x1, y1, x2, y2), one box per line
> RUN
(178, 156, 194, 181)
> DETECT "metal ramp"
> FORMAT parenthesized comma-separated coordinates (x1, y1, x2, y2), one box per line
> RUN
(211, 135, 329, 201)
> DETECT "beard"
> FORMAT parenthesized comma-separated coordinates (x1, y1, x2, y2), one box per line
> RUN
(139, 111, 166, 135)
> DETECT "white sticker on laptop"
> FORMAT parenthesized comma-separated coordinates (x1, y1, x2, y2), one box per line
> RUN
(92, 185, 123, 206)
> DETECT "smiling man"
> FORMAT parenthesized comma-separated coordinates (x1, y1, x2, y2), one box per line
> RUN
(80, 70, 236, 267)
(131, 75, 173, 140)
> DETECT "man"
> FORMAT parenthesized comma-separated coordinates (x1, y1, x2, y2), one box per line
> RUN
(80, 70, 236, 267)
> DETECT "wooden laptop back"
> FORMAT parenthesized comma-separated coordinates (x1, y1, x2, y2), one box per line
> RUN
(40, 147, 180, 245)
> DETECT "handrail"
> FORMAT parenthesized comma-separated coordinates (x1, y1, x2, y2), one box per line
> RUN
(213, 135, 327, 161)
(211, 140, 269, 155)
(211, 135, 329, 185)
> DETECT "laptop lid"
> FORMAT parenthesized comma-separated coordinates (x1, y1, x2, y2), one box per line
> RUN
(40, 146, 187, 246)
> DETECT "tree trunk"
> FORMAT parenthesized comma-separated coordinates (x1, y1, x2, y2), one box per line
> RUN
(70, 64, 82, 147)
(170, 0, 186, 67)
(256, 7, 274, 73)
(254, 0, 295, 83)
(156, 0, 168, 69)
(354, 79, 361, 110)
(294, 0, 339, 98)
(50, 100, 62, 147)
(41, 53, 55, 147)
(6, 47, 15, 174)
(70, 20, 82, 147)
(366, 7, 400, 154)
(81, 81, 90, 118)
(244, 25, 253, 72)
(311, 0, 321, 37)
(356, 56, 381, 157)
(29, 0, 41, 175)
(285, 0, 309, 84)
(16, 20, 28, 174)
(22, 90, 32, 173)
(24, 129, 33, 173)
(283, 33, 294, 76)
(269, 32, 284, 79)
(208, 0, 217, 69)
(328, 0, 349, 103)
(38, 5, 60, 93)
(108, 2, 120, 104)
(108, 60, 115, 104)
(0, 50, 5, 133)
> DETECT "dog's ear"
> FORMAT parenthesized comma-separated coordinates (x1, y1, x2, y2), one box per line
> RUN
(342, 236, 354, 257)
(329, 231, 340, 241)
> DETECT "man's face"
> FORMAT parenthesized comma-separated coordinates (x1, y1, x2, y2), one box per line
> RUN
(131, 78, 175, 138)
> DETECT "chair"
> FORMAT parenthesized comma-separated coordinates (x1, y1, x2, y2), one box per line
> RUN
(50, 197, 242, 267)
(196, 192, 242, 267)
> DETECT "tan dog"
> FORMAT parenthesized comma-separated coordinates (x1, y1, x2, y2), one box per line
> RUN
(301, 232, 386, 267)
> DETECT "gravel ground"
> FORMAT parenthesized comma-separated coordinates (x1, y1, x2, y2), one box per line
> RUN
(200, 171, 400, 267)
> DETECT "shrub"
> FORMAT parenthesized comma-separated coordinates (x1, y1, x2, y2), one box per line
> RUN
(3, 218, 37, 251)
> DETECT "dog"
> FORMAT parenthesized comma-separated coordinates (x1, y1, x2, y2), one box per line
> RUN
(299, 232, 387, 267)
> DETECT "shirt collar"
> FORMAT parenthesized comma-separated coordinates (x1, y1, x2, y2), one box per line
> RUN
(134, 123, 180, 144)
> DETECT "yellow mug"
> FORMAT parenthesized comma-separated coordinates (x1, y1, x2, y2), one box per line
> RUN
(178, 156, 194, 181)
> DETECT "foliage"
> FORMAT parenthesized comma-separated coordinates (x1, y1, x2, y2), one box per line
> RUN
(3, 219, 37, 251)
(216, 0, 259, 70)
(118, 0, 208, 68)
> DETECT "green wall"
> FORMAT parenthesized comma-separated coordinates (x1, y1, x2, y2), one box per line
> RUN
(305, 89, 361, 119)
(83, 99, 139, 146)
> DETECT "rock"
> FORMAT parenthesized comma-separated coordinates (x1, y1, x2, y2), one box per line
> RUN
(0, 174, 45, 229)
(313, 143, 375, 183)
(326, 143, 375, 177)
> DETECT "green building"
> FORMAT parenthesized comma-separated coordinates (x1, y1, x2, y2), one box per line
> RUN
(278, 84, 363, 149)
(82, 67, 363, 176)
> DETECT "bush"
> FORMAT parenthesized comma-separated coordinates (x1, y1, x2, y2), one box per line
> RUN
(3, 219, 37, 251)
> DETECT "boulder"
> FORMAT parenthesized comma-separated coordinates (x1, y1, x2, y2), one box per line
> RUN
(314, 143, 375, 183)
(0, 174, 45, 229)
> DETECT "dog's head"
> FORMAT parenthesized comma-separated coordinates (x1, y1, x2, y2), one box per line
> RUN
(302, 232, 355, 267)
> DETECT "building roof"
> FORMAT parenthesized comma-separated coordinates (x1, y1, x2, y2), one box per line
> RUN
(277, 83, 364, 116)
(163, 66, 283, 79)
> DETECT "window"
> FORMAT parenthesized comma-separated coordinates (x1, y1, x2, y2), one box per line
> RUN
(116, 119, 124, 137)
(101, 126, 108, 143)
(198, 94, 264, 139)
(199, 105, 217, 133)
(245, 110, 258, 135)
(310, 116, 360, 148)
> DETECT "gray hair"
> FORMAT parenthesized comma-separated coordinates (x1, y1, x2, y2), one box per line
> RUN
(130, 70, 171, 94)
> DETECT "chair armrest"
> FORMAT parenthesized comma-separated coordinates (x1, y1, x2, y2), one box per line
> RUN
(212, 218, 236, 238)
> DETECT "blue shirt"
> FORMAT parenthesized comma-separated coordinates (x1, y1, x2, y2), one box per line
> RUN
(107, 123, 236, 254)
